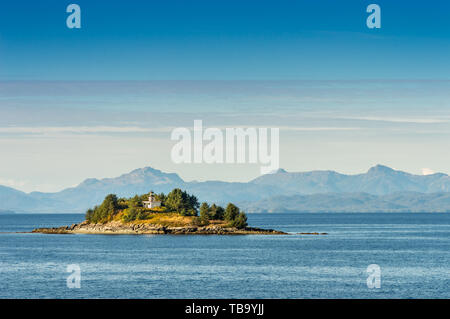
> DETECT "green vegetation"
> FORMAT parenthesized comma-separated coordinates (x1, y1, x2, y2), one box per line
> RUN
(85, 194, 120, 223)
(224, 203, 240, 221)
(85, 188, 248, 229)
(230, 212, 248, 229)
(164, 188, 199, 216)
(199, 202, 211, 222)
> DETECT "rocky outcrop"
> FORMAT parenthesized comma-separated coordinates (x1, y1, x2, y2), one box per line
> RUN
(32, 220, 288, 235)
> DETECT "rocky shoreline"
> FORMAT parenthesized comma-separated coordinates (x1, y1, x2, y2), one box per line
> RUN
(32, 220, 289, 235)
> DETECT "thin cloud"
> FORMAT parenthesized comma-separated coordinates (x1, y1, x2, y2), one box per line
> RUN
(339, 116, 450, 124)
(280, 126, 361, 132)
(0, 126, 172, 134)
(0, 125, 363, 135)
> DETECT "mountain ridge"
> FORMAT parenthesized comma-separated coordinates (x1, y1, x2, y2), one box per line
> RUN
(250, 164, 450, 195)
(2, 164, 450, 213)
(241, 191, 450, 213)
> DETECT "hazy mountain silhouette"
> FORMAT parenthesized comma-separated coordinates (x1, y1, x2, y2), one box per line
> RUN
(1, 164, 450, 213)
(251, 164, 450, 195)
(242, 192, 450, 213)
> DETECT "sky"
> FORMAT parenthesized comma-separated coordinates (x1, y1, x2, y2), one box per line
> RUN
(0, 1, 449, 192)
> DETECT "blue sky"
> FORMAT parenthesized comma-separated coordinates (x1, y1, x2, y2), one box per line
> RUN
(0, 0, 449, 80)
(0, 1, 449, 192)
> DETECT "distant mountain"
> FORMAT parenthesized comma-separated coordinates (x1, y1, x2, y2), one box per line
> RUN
(251, 165, 450, 195)
(242, 192, 450, 213)
(27, 167, 186, 213)
(1, 164, 450, 213)
(0, 185, 45, 212)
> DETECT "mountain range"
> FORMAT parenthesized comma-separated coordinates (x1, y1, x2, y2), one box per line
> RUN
(1, 165, 450, 213)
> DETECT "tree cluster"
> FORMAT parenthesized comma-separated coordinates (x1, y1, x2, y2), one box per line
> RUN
(164, 188, 199, 216)
(199, 202, 248, 229)
(85, 194, 120, 223)
(85, 189, 247, 229)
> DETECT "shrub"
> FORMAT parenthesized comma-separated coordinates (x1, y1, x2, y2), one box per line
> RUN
(192, 216, 209, 226)
(122, 207, 138, 222)
(136, 210, 148, 220)
(179, 208, 197, 216)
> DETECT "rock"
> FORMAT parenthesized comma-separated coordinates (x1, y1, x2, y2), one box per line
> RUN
(32, 221, 289, 235)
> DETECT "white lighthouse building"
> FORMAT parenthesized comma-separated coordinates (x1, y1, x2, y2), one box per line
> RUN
(142, 191, 161, 209)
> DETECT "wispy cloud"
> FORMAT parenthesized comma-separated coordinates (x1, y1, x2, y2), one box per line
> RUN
(280, 126, 361, 132)
(339, 116, 450, 124)
(0, 125, 362, 136)
(0, 126, 172, 134)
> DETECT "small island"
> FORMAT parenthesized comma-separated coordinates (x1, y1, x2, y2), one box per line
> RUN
(33, 189, 287, 235)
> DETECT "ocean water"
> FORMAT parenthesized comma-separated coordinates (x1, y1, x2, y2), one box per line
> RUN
(0, 213, 449, 299)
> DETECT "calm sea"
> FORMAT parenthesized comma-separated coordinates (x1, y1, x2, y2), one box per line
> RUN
(0, 213, 449, 299)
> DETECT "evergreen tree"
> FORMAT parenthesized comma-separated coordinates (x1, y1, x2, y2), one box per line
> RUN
(209, 204, 225, 220)
(199, 202, 211, 221)
(157, 193, 166, 206)
(87, 194, 119, 223)
(165, 188, 184, 211)
(85, 208, 94, 222)
(165, 188, 199, 215)
(129, 195, 142, 208)
(224, 203, 239, 221)
(188, 194, 200, 212)
(217, 206, 225, 220)
(230, 212, 248, 229)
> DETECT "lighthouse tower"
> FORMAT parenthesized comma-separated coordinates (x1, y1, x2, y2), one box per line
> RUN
(142, 191, 161, 209)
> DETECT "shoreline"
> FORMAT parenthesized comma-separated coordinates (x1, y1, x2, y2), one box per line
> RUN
(32, 220, 289, 235)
